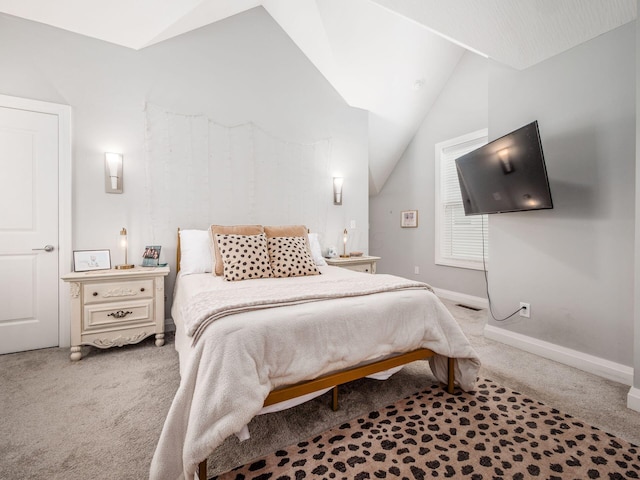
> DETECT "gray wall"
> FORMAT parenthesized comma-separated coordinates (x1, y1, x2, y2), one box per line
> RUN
(0, 8, 369, 311)
(487, 23, 635, 366)
(371, 22, 636, 372)
(370, 52, 488, 298)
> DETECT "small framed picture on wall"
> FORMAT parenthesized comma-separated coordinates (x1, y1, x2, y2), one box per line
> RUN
(401, 210, 418, 228)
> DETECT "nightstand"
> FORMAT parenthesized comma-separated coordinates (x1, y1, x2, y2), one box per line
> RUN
(61, 266, 170, 361)
(325, 256, 380, 274)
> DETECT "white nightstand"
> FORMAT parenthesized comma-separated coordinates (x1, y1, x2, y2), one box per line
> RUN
(61, 266, 170, 361)
(325, 256, 380, 274)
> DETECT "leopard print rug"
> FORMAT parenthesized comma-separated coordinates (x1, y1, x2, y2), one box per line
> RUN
(213, 379, 639, 480)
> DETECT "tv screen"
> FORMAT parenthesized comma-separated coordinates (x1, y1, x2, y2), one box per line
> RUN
(455, 121, 553, 215)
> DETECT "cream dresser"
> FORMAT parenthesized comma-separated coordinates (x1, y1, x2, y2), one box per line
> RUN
(325, 256, 380, 274)
(61, 266, 170, 361)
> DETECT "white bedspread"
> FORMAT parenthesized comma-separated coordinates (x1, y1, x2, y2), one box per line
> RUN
(150, 266, 480, 480)
(185, 273, 432, 343)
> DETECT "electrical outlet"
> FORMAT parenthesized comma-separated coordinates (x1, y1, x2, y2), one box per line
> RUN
(520, 302, 530, 318)
(414, 266, 420, 275)
(350, 219, 356, 229)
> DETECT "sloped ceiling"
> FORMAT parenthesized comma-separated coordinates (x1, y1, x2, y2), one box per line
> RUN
(0, 0, 635, 194)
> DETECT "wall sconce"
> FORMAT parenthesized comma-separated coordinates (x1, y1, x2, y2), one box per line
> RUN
(333, 177, 344, 205)
(105, 152, 123, 193)
(115, 227, 134, 269)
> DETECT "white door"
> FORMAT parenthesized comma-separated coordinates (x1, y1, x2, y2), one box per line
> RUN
(0, 106, 59, 354)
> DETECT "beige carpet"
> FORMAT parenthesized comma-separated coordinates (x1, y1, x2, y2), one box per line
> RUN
(0, 299, 638, 479)
(0, 335, 179, 479)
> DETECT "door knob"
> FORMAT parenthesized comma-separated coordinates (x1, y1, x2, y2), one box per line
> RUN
(32, 245, 54, 252)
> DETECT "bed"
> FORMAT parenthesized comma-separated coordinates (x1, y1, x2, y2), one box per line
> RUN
(150, 227, 481, 480)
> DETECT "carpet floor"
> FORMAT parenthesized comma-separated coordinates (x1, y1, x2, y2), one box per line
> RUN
(215, 379, 640, 480)
(1, 299, 639, 479)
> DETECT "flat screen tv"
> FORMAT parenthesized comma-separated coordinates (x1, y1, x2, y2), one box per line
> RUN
(455, 121, 553, 215)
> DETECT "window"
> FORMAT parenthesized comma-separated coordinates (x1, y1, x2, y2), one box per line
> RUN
(435, 129, 488, 270)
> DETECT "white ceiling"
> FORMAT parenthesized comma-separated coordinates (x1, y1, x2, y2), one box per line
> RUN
(0, 0, 635, 194)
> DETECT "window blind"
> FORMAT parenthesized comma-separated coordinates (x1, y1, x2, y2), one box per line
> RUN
(436, 132, 488, 269)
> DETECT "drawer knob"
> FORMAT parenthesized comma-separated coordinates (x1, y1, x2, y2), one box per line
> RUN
(107, 310, 133, 319)
(92, 292, 98, 297)
(140, 287, 145, 292)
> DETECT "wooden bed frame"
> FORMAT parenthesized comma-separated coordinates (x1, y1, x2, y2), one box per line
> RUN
(175, 229, 456, 480)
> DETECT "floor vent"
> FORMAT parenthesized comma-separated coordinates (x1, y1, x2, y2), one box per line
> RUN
(455, 303, 481, 311)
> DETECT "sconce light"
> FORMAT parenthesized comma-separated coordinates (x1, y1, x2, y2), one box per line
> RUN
(333, 177, 344, 205)
(105, 152, 123, 194)
(115, 227, 134, 269)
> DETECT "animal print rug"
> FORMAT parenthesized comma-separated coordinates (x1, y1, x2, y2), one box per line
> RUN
(213, 379, 640, 480)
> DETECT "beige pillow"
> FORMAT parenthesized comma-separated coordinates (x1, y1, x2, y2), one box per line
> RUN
(210, 225, 264, 276)
(264, 225, 308, 238)
(267, 236, 320, 278)
(214, 233, 273, 281)
(264, 225, 312, 256)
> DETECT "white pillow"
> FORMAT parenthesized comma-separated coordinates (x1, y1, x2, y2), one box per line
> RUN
(179, 229, 213, 274)
(307, 233, 327, 266)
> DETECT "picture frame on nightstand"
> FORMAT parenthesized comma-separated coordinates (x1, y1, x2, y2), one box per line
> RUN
(73, 250, 111, 272)
(142, 245, 161, 267)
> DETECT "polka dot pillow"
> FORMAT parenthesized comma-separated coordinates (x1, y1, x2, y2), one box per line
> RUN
(214, 233, 273, 281)
(267, 236, 320, 278)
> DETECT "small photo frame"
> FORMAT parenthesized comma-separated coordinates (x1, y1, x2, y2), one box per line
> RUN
(401, 210, 418, 228)
(142, 245, 161, 267)
(73, 250, 111, 272)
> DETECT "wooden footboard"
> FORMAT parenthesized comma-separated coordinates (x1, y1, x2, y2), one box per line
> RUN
(196, 351, 456, 479)
(264, 348, 451, 406)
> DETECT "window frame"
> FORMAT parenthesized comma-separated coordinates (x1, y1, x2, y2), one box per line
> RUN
(434, 129, 488, 271)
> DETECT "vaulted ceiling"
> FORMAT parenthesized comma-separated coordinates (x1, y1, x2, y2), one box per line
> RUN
(0, 0, 635, 194)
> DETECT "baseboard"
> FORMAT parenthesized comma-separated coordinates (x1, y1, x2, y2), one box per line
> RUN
(432, 288, 488, 310)
(484, 324, 634, 386)
(628, 387, 640, 412)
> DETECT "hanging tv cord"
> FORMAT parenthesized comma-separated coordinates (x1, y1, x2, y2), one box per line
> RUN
(481, 215, 524, 321)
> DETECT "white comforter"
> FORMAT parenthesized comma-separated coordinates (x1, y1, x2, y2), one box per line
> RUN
(150, 266, 480, 480)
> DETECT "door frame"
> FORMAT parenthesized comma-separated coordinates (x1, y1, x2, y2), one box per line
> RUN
(0, 94, 72, 348)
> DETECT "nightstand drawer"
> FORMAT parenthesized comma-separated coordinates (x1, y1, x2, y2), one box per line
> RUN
(344, 263, 373, 274)
(83, 300, 154, 331)
(83, 279, 154, 304)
